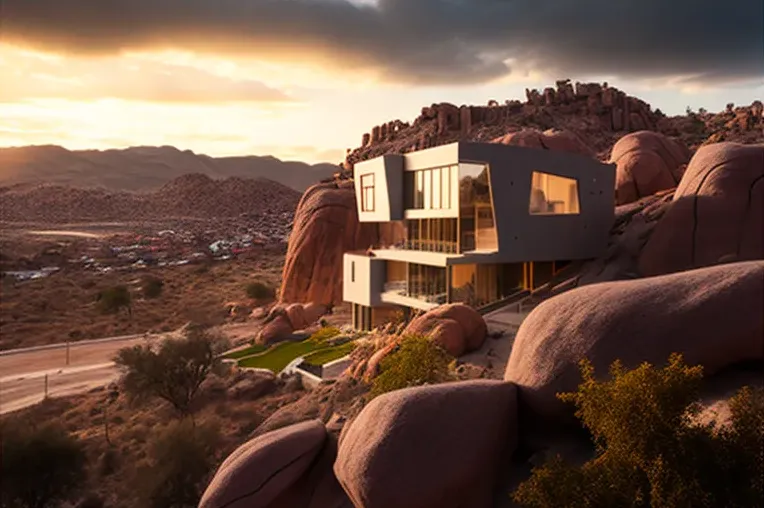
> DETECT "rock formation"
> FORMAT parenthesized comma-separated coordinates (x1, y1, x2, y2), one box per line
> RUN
(492, 128, 595, 158)
(609, 131, 691, 205)
(639, 142, 764, 276)
(504, 261, 764, 424)
(334, 380, 518, 508)
(199, 419, 329, 508)
(402, 303, 487, 357)
(256, 302, 327, 344)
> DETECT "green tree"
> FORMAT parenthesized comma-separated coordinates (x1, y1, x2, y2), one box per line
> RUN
(97, 285, 132, 316)
(244, 281, 275, 300)
(0, 419, 86, 508)
(370, 334, 453, 398)
(113, 328, 229, 417)
(136, 420, 220, 508)
(513, 354, 764, 508)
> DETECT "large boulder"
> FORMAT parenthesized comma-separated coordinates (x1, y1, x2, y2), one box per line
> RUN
(504, 261, 764, 423)
(199, 419, 327, 508)
(256, 302, 327, 344)
(402, 303, 487, 357)
(609, 131, 691, 205)
(279, 181, 405, 306)
(335, 380, 518, 508)
(639, 142, 764, 276)
(492, 128, 595, 158)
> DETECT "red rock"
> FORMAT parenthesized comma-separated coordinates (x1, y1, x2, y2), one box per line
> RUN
(334, 380, 518, 508)
(609, 131, 691, 205)
(279, 182, 378, 305)
(199, 420, 327, 508)
(402, 303, 487, 357)
(504, 261, 764, 423)
(492, 128, 595, 158)
(639, 142, 764, 276)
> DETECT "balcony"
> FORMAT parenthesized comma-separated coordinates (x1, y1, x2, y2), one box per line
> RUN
(382, 281, 448, 305)
(388, 239, 458, 254)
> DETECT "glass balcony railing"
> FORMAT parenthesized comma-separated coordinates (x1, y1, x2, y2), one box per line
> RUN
(388, 240, 458, 254)
(382, 281, 448, 305)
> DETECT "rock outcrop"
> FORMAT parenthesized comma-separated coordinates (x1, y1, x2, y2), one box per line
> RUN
(609, 131, 691, 205)
(334, 380, 518, 508)
(278, 181, 404, 306)
(492, 128, 595, 158)
(256, 302, 327, 345)
(639, 142, 764, 276)
(279, 181, 378, 305)
(199, 419, 327, 508)
(504, 261, 764, 423)
(402, 303, 488, 357)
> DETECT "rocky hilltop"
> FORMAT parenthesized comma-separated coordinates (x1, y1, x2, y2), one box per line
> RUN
(0, 173, 300, 224)
(0, 145, 337, 193)
(342, 79, 763, 169)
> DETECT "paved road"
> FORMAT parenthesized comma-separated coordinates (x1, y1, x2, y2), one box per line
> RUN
(0, 336, 152, 415)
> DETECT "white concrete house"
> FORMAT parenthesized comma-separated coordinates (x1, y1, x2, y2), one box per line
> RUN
(343, 141, 616, 330)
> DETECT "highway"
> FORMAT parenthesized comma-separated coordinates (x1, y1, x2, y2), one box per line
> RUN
(0, 336, 152, 415)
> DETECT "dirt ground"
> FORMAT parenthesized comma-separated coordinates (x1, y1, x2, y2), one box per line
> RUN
(0, 252, 285, 351)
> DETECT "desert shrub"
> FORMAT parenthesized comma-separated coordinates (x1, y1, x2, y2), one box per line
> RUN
(512, 354, 764, 508)
(0, 419, 86, 508)
(370, 334, 453, 398)
(135, 420, 221, 508)
(245, 281, 275, 300)
(142, 276, 164, 299)
(308, 326, 341, 344)
(113, 328, 229, 417)
(96, 285, 131, 315)
(319, 318, 330, 328)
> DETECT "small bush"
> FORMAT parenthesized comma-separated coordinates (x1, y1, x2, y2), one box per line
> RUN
(1, 419, 87, 508)
(142, 276, 164, 299)
(97, 285, 131, 315)
(113, 327, 229, 416)
(308, 326, 341, 344)
(135, 420, 221, 508)
(245, 281, 275, 300)
(512, 354, 764, 507)
(370, 334, 453, 398)
(319, 318, 330, 328)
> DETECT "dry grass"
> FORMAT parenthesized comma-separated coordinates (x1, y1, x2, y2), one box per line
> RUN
(0, 252, 284, 350)
(1, 369, 310, 508)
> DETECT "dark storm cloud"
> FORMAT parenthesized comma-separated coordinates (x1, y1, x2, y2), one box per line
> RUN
(2, 0, 762, 85)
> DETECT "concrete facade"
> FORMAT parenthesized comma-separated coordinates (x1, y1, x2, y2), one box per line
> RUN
(343, 142, 616, 325)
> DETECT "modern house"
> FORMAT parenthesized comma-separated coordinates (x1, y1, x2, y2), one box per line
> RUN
(342, 142, 616, 331)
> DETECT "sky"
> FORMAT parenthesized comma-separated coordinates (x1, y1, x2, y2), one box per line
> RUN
(1, 0, 762, 164)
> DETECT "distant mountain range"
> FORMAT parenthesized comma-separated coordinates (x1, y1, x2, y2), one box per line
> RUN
(0, 145, 337, 193)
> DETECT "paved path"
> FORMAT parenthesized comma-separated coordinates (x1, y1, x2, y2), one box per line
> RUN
(0, 336, 153, 415)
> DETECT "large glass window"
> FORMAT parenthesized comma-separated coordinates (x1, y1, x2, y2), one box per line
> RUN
(360, 173, 375, 212)
(459, 163, 497, 251)
(404, 165, 457, 210)
(529, 171, 580, 215)
(405, 218, 457, 253)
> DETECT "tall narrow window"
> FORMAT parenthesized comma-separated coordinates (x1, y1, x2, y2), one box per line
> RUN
(423, 169, 432, 209)
(351, 261, 356, 282)
(529, 171, 580, 215)
(432, 167, 441, 209)
(360, 173, 375, 212)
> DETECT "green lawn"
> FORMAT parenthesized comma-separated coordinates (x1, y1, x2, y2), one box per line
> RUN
(224, 344, 269, 359)
(303, 342, 355, 366)
(236, 338, 356, 373)
(238, 340, 324, 373)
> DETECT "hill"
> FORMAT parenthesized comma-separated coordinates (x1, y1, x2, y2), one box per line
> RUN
(0, 145, 338, 193)
(0, 173, 301, 223)
(342, 79, 763, 170)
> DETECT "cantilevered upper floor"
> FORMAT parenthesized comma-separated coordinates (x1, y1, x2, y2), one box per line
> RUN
(353, 141, 616, 262)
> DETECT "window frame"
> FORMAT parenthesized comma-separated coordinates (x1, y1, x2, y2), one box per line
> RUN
(528, 171, 581, 216)
(360, 173, 376, 212)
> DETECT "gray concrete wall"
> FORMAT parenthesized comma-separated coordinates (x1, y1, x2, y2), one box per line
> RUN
(458, 143, 615, 261)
